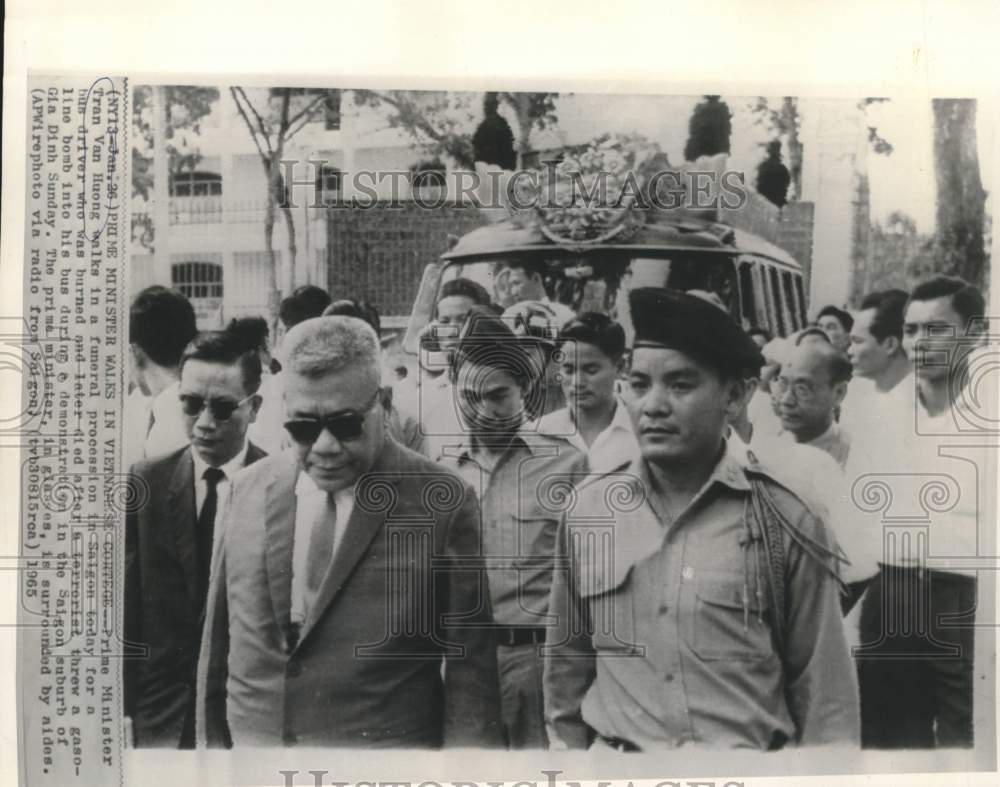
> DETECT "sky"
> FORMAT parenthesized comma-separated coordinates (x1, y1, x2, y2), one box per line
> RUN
(865, 97, 994, 233)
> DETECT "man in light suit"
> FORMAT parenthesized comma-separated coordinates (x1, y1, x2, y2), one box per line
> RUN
(125, 330, 267, 747)
(198, 316, 502, 748)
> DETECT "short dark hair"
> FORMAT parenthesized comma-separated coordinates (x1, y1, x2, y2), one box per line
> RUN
(826, 350, 854, 386)
(748, 327, 773, 343)
(324, 298, 381, 335)
(816, 304, 854, 332)
(226, 316, 269, 352)
(279, 285, 331, 329)
(180, 330, 262, 395)
(908, 275, 986, 334)
(506, 259, 545, 279)
(438, 277, 492, 308)
(129, 286, 197, 368)
(859, 289, 909, 342)
(558, 312, 626, 361)
(450, 306, 531, 384)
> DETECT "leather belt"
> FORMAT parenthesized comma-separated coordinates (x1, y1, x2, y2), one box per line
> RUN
(495, 626, 547, 647)
(598, 733, 642, 752)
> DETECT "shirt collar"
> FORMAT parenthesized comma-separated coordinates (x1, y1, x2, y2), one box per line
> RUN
(190, 438, 249, 481)
(452, 426, 541, 463)
(535, 396, 634, 438)
(294, 469, 357, 503)
(632, 439, 751, 498)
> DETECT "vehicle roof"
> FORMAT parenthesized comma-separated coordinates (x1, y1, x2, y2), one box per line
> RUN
(441, 212, 803, 271)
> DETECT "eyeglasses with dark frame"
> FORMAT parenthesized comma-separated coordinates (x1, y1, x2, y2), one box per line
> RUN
(283, 387, 383, 445)
(179, 392, 255, 422)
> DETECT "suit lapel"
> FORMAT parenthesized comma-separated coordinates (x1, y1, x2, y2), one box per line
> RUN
(298, 440, 402, 647)
(168, 449, 198, 607)
(264, 455, 298, 646)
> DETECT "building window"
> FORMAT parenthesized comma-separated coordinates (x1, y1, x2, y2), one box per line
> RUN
(410, 159, 447, 191)
(316, 165, 342, 204)
(169, 170, 223, 197)
(268, 88, 341, 130)
(172, 261, 223, 300)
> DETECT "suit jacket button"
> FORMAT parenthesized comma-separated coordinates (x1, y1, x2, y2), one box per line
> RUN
(287, 662, 302, 678)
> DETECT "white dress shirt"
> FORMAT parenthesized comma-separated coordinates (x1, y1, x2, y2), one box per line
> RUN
(246, 370, 290, 456)
(535, 397, 638, 475)
(125, 381, 191, 467)
(290, 472, 356, 626)
(190, 440, 250, 530)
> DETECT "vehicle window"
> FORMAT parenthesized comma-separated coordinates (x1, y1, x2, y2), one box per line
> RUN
(767, 266, 787, 336)
(781, 271, 799, 331)
(793, 275, 807, 328)
(737, 262, 754, 329)
(441, 253, 739, 344)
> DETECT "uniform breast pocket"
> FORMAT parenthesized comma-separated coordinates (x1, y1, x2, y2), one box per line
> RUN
(578, 570, 639, 654)
(511, 515, 558, 567)
(691, 577, 773, 662)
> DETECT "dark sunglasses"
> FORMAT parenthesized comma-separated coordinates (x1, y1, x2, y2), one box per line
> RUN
(283, 388, 382, 445)
(179, 393, 254, 422)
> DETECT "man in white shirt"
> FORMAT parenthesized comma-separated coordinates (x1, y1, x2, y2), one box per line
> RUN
(125, 330, 266, 748)
(536, 312, 638, 475)
(853, 275, 987, 749)
(774, 340, 853, 468)
(125, 286, 198, 466)
(504, 260, 577, 326)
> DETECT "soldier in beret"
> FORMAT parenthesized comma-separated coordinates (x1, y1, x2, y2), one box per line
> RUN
(543, 287, 860, 751)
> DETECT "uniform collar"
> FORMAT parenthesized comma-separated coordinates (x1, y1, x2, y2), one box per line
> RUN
(631, 439, 751, 499)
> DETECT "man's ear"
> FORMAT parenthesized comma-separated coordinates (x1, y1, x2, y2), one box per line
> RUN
(246, 393, 263, 424)
(882, 335, 902, 356)
(832, 380, 849, 406)
(724, 377, 753, 419)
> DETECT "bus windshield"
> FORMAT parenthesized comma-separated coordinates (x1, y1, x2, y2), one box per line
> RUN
(440, 251, 739, 342)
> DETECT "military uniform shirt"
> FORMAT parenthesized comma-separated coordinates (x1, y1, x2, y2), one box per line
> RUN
(437, 431, 586, 626)
(544, 446, 860, 750)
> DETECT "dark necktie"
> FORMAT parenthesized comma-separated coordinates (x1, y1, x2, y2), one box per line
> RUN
(197, 467, 226, 606)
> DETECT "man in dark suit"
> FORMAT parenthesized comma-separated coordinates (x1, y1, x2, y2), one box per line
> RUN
(125, 330, 266, 748)
(197, 315, 502, 748)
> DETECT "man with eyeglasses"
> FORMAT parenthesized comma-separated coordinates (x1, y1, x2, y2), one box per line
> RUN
(198, 316, 502, 749)
(774, 340, 853, 469)
(435, 307, 586, 749)
(125, 330, 267, 748)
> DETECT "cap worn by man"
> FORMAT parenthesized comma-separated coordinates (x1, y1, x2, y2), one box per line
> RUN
(544, 287, 859, 753)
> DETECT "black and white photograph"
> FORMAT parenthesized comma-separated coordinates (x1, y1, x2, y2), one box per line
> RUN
(4, 3, 1000, 787)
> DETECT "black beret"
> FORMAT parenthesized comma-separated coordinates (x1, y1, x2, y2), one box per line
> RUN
(452, 306, 536, 378)
(628, 287, 764, 377)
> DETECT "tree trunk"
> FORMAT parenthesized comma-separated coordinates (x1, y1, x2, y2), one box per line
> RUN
(511, 93, 532, 170)
(280, 203, 298, 292)
(783, 98, 803, 201)
(932, 98, 987, 290)
(263, 154, 280, 335)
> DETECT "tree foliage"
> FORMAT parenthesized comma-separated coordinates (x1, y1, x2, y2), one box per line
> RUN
(755, 140, 791, 208)
(750, 97, 802, 201)
(683, 96, 732, 161)
(353, 90, 560, 170)
(229, 87, 340, 324)
(131, 85, 220, 248)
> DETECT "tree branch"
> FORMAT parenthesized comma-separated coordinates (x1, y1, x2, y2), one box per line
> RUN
(230, 87, 273, 163)
(285, 93, 329, 136)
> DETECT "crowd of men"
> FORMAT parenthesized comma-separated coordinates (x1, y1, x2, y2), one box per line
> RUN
(122, 264, 987, 753)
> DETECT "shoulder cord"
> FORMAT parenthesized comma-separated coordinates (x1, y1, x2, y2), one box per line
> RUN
(744, 476, 850, 660)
